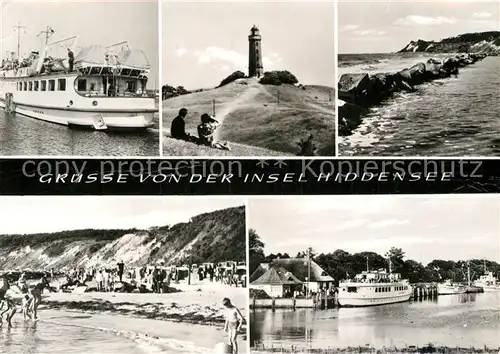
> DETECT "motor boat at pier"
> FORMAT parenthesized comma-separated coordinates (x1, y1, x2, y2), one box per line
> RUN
(437, 279, 467, 295)
(0, 33, 157, 131)
(337, 269, 412, 307)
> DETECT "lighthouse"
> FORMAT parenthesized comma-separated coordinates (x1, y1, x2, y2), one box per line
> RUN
(248, 25, 264, 78)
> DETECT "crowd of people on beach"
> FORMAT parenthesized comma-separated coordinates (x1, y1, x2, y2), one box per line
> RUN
(58, 260, 246, 293)
(170, 108, 231, 151)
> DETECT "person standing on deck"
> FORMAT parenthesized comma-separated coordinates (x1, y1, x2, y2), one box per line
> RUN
(67, 48, 74, 72)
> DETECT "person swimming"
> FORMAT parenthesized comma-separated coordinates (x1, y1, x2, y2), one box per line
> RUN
(222, 297, 244, 354)
(29, 275, 51, 320)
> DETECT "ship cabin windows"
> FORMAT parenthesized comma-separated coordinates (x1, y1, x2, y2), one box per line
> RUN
(23, 82, 27, 91)
(17, 82, 21, 91)
(34, 81, 39, 91)
(41, 80, 47, 91)
(77, 78, 87, 91)
(58, 79, 66, 91)
(48, 79, 56, 91)
(28, 81, 33, 91)
(347, 287, 358, 293)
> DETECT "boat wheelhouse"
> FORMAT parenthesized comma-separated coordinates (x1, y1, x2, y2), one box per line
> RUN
(337, 269, 412, 307)
(474, 272, 500, 291)
(0, 35, 157, 131)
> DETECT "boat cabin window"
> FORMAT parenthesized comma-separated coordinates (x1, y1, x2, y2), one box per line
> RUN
(347, 287, 358, 293)
(28, 81, 33, 91)
(125, 80, 136, 93)
(48, 79, 55, 91)
(58, 79, 66, 91)
(41, 80, 47, 91)
(23, 82, 27, 91)
(18, 82, 22, 91)
(77, 79, 87, 91)
(34, 81, 39, 91)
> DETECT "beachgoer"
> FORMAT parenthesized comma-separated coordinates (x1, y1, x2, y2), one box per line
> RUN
(21, 294, 33, 320)
(0, 277, 16, 326)
(197, 114, 230, 150)
(222, 298, 244, 354)
(30, 276, 51, 320)
(117, 261, 125, 282)
(17, 272, 28, 293)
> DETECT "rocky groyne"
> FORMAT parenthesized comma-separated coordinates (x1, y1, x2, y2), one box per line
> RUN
(338, 53, 488, 136)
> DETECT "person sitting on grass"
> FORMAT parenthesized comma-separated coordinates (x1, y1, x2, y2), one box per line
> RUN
(197, 113, 230, 151)
(222, 297, 244, 354)
(171, 108, 198, 143)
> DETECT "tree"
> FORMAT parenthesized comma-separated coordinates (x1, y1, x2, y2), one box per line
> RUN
(249, 229, 265, 274)
(385, 247, 405, 274)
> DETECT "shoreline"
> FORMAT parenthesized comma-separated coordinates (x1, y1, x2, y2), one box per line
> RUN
(23, 282, 247, 329)
(337, 53, 488, 136)
(252, 345, 500, 354)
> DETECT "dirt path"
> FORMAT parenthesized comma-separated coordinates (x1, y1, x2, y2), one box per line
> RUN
(213, 84, 261, 140)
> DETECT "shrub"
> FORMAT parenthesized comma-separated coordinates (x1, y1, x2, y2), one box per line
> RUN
(218, 71, 246, 87)
(259, 70, 299, 86)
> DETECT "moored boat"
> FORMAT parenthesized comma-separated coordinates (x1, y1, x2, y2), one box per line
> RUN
(337, 269, 412, 307)
(473, 271, 500, 291)
(0, 29, 157, 131)
(437, 279, 467, 295)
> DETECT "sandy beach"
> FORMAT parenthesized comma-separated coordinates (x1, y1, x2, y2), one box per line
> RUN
(7, 282, 248, 353)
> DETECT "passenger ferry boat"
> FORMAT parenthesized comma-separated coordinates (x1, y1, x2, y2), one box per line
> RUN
(437, 279, 466, 295)
(337, 269, 412, 307)
(474, 272, 500, 291)
(0, 32, 156, 131)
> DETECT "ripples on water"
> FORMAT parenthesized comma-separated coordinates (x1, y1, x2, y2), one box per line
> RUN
(0, 112, 160, 156)
(339, 55, 500, 156)
(251, 292, 500, 350)
(0, 316, 144, 354)
(0, 310, 232, 354)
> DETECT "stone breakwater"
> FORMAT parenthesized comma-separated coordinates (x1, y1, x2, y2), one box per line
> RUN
(337, 53, 488, 136)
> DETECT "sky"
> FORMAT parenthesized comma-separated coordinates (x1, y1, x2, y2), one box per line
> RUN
(339, 0, 500, 54)
(0, 197, 244, 234)
(0, 0, 159, 88)
(249, 196, 500, 265)
(163, 1, 335, 89)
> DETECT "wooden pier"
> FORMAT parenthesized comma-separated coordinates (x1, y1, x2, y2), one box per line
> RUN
(251, 293, 337, 310)
(410, 283, 438, 300)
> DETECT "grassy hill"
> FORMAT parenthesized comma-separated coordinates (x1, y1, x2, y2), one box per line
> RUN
(0, 206, 245, 271)
(163, 79, 336, 156)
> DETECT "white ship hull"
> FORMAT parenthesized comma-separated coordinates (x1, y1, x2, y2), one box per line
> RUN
(0, 98, 155, 130)
(338, 293, 411, 307)
(437, 285, 466, 295)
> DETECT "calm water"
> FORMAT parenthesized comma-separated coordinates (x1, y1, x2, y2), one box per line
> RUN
(251, 292, 500, 350)
(338, 53, 500, 156)
(0, 309, 227, 353)
(0, 312, 144, 354)
(0, 112, 159, 156)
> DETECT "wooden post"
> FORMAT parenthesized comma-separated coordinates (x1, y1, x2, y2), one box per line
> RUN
(272, 298, 275, 312)
(188, 255, 192, 285)
(212, 99, 215, 116)
(292, 298, 296, 311)
(277, 89, 280, 105)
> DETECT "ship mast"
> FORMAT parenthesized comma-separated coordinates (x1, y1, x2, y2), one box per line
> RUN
(13, 22, 26, 58)
(38, 26, 55, 45)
